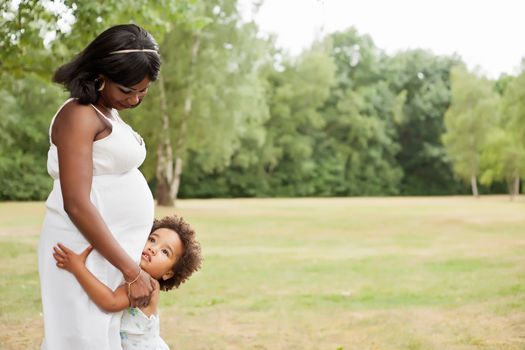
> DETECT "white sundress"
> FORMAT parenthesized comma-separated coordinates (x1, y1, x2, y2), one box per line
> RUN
(120, 308, 170, 350)
(38, 99, 155, 350)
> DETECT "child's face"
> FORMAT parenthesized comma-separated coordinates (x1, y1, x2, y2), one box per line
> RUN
(140, 228, 184, 281)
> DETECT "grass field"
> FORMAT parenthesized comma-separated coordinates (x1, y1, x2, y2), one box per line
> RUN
(0, 196, 524, 349)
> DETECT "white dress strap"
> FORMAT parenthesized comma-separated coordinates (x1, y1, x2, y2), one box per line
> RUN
(49, 100, 118, 146)
(48, 98, 75, 145)
(90, 104, 109, 119)
(90, 104, 121, 124)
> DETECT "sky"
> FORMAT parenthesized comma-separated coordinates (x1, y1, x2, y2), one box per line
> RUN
(240, 0, 525, 78)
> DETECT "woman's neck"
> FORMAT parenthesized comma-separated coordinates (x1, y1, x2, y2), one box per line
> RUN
(94, 100, 113, 119)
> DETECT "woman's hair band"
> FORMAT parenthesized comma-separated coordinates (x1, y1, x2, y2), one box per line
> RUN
(109, 49, 158, 55)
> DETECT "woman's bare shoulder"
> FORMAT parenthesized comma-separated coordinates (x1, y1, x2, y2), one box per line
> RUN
(55, 100, 97, 122)
(52, 100, 103, 138)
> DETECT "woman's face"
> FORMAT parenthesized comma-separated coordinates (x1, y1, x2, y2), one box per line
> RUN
(100, 76, 151, 110)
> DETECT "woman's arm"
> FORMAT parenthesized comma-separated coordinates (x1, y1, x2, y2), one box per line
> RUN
(52, 102, 154, 307)
(53, 244, 130, 312)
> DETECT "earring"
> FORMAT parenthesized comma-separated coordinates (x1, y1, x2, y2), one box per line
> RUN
(97, 79, 106, 92)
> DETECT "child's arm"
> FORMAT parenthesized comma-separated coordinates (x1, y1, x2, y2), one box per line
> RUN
(53, 243, 130, 312)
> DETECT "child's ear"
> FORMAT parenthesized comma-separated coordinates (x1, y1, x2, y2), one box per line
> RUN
(161, 270, 174, 281)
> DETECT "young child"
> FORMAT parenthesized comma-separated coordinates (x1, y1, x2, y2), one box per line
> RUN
(52, 215, 202, 350)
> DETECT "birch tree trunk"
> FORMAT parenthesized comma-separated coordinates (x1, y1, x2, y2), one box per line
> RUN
(510, 174, 520, 201)
(169, 97, 189, 202)
(470, 175, 479, 197)
(169, 35, 201, 206)
(155, 73, 174, 206)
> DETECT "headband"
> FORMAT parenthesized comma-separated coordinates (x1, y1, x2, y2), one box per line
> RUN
(109, 49, 158, 55)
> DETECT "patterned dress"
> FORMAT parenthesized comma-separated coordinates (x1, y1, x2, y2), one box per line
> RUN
(120, 308, 170, 350)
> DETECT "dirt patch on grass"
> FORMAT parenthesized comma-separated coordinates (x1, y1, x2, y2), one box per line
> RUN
(0, 317, 43, 350)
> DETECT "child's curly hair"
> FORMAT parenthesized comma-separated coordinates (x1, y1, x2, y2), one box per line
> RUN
(150, 215, 202, 291)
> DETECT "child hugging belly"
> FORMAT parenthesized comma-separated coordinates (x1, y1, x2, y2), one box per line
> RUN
(52, 215, 202, 349)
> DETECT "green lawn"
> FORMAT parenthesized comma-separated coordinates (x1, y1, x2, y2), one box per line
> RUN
(1, 196, 524, 349)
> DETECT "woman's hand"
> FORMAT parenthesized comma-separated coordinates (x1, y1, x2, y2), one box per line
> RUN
(53, 243, 93, 275)
(126, 268, 156, 308)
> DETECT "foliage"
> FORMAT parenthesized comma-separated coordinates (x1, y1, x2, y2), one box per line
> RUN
(386, 50, 465, 195)
(0, 0, 65, 77)
(442, 65, 500, 191)
(0, 1, 517, 200)
(0, 73, 66, 200)
(131, 0, 270, 202)
(317, 29, 403, 195)
(480, 71, 525, 191)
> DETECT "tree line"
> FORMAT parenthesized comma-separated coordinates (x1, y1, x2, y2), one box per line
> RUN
(1, 0, 521, 203)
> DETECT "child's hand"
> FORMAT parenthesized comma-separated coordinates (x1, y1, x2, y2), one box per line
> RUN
(53, 243, 93, 275)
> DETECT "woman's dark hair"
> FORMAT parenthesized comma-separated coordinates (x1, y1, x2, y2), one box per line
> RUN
(53, 24, 161, 104)
(150, 215, 202, 291)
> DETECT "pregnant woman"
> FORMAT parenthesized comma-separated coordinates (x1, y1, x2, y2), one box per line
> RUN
(38, 24, 161, 349)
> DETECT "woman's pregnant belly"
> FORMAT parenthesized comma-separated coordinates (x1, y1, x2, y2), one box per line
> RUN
(44, 168, 154, 261)
(91, 169, 155, 258)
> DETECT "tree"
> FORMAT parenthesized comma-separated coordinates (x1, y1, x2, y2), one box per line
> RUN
(481, 71, 525, 199)
(317, 28, 403, 196)
(0, 0, 194, 200)
(442, 65, 500, 196)
(179, 41, 337, 198)
(142, 0, 269, 205)
(0, 73, 66, 200)
(480, 129, 525, 199)
(386, 50, 464, 195)
(260, 44, 337, 196)
(0, 0, 66, 77)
